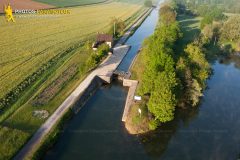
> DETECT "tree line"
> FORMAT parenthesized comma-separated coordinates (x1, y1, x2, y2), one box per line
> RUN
(175, 0, 240, 51)
(175, 0, 240, 13)
(137, 1, 210, 130)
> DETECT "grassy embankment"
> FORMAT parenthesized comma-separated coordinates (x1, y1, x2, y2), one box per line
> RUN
(126, 14, 202, 134)
(0, 2, 145, 159)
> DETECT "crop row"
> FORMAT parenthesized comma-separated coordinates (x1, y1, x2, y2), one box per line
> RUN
(32, 64, 79, 106)
(0, 43, 83, 117)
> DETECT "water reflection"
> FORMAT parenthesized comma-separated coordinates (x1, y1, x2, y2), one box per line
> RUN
(139, 56, 240, 160)
(220, 54, 240, 69)
(140, 107, 199, 158)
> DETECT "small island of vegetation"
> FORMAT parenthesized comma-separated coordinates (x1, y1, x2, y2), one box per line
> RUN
(126, 0, 240, 134)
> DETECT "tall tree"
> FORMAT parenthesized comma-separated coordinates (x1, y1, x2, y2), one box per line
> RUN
(221, 16, 240, 42)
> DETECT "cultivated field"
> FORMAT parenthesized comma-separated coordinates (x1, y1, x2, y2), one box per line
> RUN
(0, 2, 142, 99)
(34, 0, 107, 7)
(0, 0, 54, 13)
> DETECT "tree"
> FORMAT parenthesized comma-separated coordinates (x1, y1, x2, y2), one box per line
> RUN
(159, 5, 177, 26)
(109, 17, 125, 38)
(202, 24, 214, 40)
(148, 71, 177, 122)
(201, 15, 214, 29)
(221, 16, 240, 42)
(144, 0, 152, 7)
(86, 44, 109, 69)
(187, 79, 203, 106)
(184, 43, 210, 70)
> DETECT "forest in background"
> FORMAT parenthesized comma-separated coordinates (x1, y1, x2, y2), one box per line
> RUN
(175, 0, 240, 13)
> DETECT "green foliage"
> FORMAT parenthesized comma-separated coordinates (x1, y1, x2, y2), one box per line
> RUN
(200, 15, 214, 29)
(0, 127, 30, 160)
(185, 43, 210, 70)
(220, 16, 240, 42)
(139, 4, 180, 123)
(109, 17, 126, 38)
(148, 72, 177, 122)
(98, 44, 110, 57)
(174, 0, 240, 14)
(159, 5, 177, 26)
(144, 0, 152, 7)
(200, 7, 225, 29)
(148, 119, 159, 130)
(86, 44, 110, 69)
(177, 43, 210, 106)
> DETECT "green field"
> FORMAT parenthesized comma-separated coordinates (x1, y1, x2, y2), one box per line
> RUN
(0, 2, 144, 159)
(33, 0, 145, 7)
(0, 2, 141, 99)
(34, 0, 106, 7)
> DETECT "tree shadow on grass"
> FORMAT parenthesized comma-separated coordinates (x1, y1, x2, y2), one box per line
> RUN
(2, 120, 39, 134)
(175, 14, 201, 55)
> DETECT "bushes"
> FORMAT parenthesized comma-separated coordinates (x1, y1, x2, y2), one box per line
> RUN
(144, 0, 152, 7)
(0, 126, 30, 160)
(109, 17, 126, 38)
(220, 16, 240, 42)
(199, 7, 225, 29)
(148, 119, 159, 130)
(86, 44, 110, 69)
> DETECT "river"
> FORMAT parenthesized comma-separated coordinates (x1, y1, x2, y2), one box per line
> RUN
(44, 2, 240, 160)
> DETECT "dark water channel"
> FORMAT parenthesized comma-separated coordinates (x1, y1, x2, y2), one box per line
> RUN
(44, 2, 240, 159)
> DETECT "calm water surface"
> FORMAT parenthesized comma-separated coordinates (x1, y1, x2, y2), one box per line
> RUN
(44, 2, 240, 159)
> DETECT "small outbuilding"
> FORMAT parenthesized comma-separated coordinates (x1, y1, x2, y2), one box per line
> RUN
(92, 34, 113, 50)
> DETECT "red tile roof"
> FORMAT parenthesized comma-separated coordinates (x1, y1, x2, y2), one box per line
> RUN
(96, 34, 113, 42)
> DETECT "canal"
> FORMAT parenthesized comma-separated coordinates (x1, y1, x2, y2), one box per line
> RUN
(44, 2, 240, 160)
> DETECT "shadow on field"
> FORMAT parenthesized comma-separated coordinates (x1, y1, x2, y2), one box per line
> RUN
(175, 14, 201, 53)
(2, 121, 37, 134)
